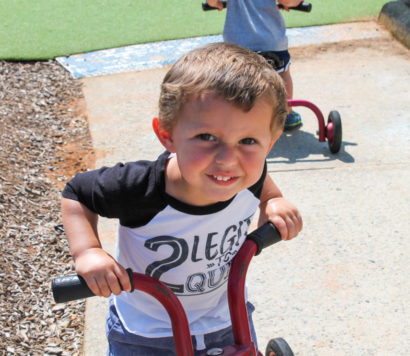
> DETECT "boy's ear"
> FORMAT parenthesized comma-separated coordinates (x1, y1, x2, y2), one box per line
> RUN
(152, 117, 175, 152)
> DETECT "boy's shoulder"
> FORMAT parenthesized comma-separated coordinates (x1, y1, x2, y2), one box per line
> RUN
(63, 151, 169, 199)
(81, 151, 169, 188)
(62, 151, 170, 225)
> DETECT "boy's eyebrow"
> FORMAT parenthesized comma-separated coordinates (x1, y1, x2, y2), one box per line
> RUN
(189, 125, 215, 132)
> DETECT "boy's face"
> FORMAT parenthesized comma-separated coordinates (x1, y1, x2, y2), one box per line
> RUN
(154, 92, 280, 206)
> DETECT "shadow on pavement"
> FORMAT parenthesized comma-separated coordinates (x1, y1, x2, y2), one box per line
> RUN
(267, 128, 356, 164)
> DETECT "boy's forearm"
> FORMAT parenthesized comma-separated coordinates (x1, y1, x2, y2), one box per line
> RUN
(258, 175, 302, 240)
(258, 175, 283, 225)
(61, 197, 101, 261)
(259, 174, 283, 204)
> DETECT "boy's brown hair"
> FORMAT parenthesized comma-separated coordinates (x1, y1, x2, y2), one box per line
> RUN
(158, 42, 288, 135)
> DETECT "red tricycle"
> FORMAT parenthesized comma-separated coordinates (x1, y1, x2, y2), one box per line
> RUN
(202, 1, 343, 154)
(52, 223, 295, 356)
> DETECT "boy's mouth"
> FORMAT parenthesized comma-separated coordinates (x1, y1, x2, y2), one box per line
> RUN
(214, 175, 231, 181)
(208, 174, 238, 184)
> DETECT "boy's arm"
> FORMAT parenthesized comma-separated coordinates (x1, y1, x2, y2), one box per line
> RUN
(61, 197, 131, 297)
(258, 175, 302, 240)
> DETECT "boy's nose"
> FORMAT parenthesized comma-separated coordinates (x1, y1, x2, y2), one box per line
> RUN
(215, 144, 237, 166)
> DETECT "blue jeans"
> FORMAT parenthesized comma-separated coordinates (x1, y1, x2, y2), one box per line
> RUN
(106, 300, 258, 355)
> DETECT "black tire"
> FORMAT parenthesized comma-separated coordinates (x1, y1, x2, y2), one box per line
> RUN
(327, 110, 342, 153)
(265, 338, 294, 356)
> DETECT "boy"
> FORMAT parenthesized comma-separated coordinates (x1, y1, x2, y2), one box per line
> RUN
(207, 0, 304, 130)
(61, 43, 302, 355)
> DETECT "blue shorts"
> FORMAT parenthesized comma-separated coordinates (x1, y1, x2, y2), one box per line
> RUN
(106, 300, 258, 355)
(256, 50, 291, 73)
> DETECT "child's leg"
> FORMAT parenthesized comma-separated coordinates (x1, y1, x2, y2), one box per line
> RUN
(106, 300, 177, 355)
(279, 69, 293, 107)
(197, 301, 258, 355)
(280, 68, 302, 130)
(106, 300, 258, 355)
(107, 338, 176, 356)
(279, 67, 302, 130)
(256, 50, 301, 130)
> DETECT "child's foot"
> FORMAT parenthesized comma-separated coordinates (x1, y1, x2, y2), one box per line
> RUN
(284, 111, 302, 130)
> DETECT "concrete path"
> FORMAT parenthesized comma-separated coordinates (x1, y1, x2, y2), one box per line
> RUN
(57, 22, 385, 78)
(77, 22, 410, 355)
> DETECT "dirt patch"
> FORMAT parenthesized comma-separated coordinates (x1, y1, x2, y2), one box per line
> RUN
(50, 97, 96, 190)
(0, 60, 94, 355)
(290, 34, 409, 61)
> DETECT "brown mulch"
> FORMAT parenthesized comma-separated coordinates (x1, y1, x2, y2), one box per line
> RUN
(0, 60, 95, 355)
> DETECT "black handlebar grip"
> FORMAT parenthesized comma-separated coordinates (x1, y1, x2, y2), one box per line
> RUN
(203, 1, 311, 12)
(278, 2, 312, 12)
(202, 1, 227, 11)
(246, 222, 282, 256)
(52, 274, 94, 303)
(52, 268, 134, 303)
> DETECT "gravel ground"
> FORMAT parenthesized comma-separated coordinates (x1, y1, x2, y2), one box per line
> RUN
(0, 60, 93, 355)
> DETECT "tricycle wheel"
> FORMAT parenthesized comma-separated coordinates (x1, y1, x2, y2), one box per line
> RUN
(326, 111, 342, 153)
(265, 338, 294, 356)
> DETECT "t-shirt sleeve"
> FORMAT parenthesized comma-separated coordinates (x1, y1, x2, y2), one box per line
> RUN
(62, 160, 157, 220)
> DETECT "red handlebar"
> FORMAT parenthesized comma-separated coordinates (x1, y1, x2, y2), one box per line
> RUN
(51, 223, 281, 355)
(130, 273, 194, 356)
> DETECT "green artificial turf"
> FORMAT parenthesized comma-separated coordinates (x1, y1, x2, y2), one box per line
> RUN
(0, 0, 387, 60)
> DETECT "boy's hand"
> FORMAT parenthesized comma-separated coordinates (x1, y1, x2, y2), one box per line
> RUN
(74, 248, 132, 298)
(259, 197, 302, 240)
(278, 0, 303, 11)
(207, 0, 224, 11)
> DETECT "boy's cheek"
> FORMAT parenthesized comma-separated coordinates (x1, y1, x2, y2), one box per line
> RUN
(177, 150, 208, 172)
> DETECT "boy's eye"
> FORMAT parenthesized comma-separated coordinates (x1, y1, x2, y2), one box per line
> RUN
(197, 133, 216, 141)
(240, 137, 256, 145)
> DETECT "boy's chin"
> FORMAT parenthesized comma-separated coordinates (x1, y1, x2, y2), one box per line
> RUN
(204, 190, 239, 205)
